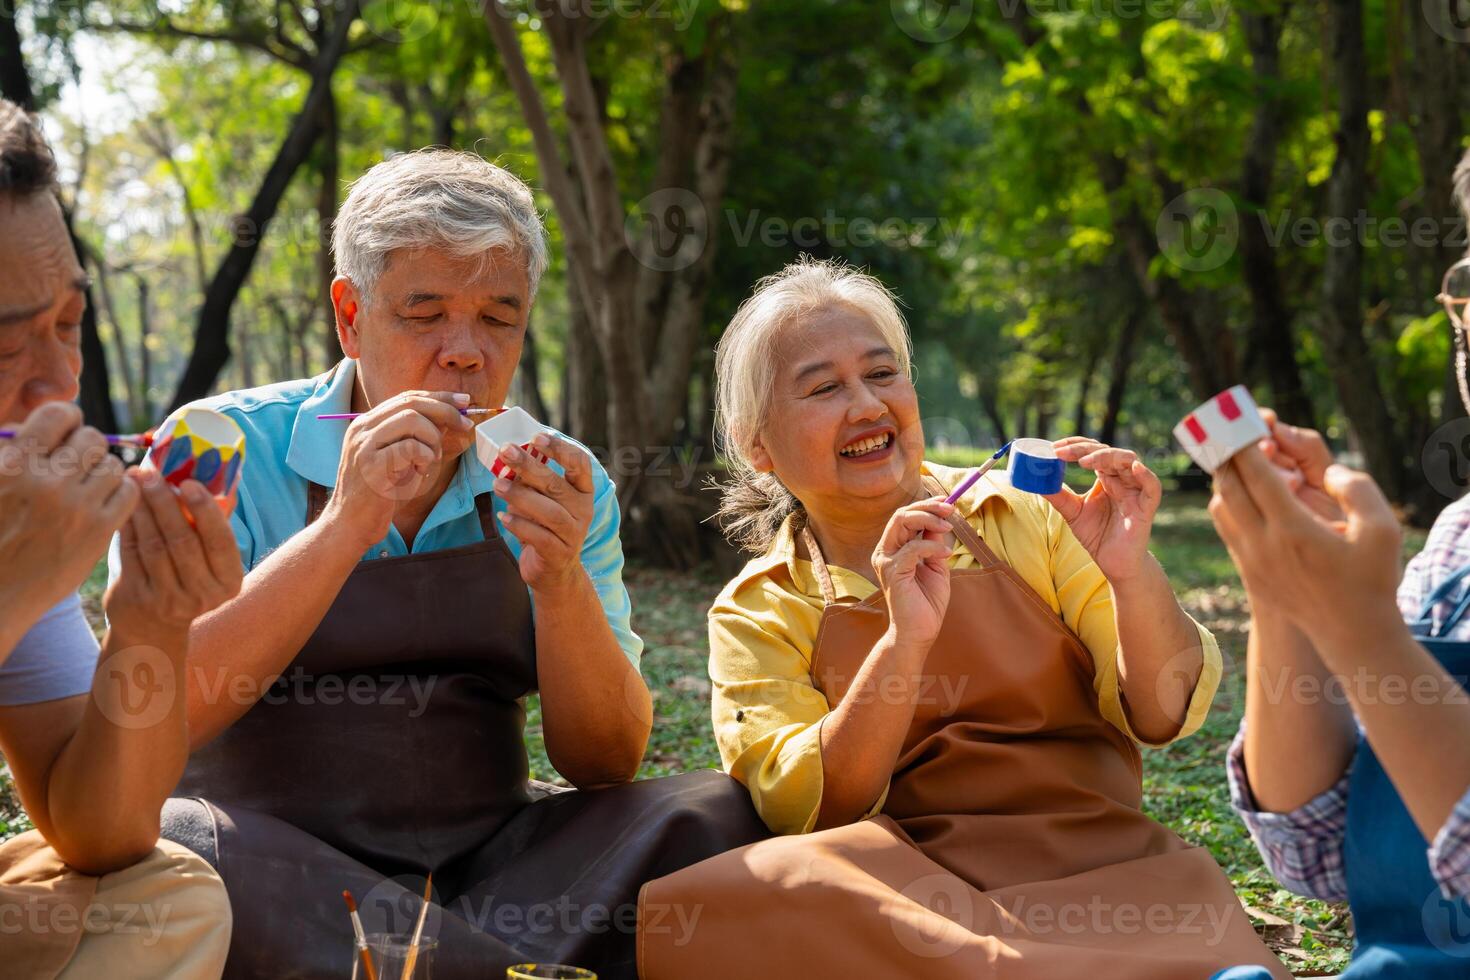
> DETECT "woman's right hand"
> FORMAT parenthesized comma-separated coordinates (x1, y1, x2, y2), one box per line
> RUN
(872, 499, 955, 650)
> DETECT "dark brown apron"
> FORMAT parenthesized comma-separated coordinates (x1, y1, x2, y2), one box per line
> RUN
(640, 480, 1288, 978)
(167, 482, 766, 980)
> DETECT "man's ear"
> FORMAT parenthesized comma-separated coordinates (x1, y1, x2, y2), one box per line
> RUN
(332, 277, 363, 358)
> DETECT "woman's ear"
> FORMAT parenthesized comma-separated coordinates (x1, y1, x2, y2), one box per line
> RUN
(332, 277, 363, 358)
(748, 434, 774, 474)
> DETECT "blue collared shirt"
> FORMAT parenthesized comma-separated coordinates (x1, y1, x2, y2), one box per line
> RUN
(108, 359, 642, 666)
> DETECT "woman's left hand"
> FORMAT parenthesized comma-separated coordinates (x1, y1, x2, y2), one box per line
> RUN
(1042, 438, 1161, 582)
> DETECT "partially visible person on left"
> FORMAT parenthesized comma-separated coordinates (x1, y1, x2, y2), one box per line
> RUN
(0, 97, 239, 980)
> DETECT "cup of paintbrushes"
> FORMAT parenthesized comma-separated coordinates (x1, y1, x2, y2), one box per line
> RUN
(352, 934, 436, 979)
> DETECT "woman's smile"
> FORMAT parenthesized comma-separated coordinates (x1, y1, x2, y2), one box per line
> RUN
(837, 427, 896, 462)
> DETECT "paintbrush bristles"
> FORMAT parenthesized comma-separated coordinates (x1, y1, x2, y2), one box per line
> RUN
(399, 873, 433, 980)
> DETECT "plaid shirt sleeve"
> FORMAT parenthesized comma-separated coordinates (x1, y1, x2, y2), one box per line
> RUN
(1225, 722, 1351, 902)
(1399, 495, 1470, 899)
(1227, 496, 1470, 901)
(1431, 790, 1470, 899)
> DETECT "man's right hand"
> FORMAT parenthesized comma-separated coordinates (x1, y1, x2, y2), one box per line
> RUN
(0, 403, 138, 640)
(324, 391, 473, 548)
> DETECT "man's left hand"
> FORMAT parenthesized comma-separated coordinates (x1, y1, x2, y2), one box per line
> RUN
(494, 434, 595, 594)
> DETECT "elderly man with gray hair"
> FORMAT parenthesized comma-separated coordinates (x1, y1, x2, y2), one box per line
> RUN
(143, 149, 765, 979)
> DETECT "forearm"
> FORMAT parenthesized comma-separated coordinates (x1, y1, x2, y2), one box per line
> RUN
(1111, 554, 1206, 742)
(1242, 609, 1356, 812)
(535, 569, 651, 788)
(43, 628, 190, 874)
(0, 593, 52, 668)
(1308, 601, 1470, 842)
(0, 620, 19, 667)
(184, 514, 365, 748)
(815, 627, 928, 830)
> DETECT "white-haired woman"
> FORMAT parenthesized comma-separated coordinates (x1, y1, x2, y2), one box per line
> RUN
(638, 257, 1287, 978)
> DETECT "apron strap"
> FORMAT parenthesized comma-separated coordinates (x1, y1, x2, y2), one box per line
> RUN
(306, 481, 330, 525)
(920, 474, 1000, 570)
(472, 492, 500, 540)
(304, 483, 500, 542)
(799, 474, 1003, 606)
(1412, 558, 1470, 638)
(798, 524, 840, 606)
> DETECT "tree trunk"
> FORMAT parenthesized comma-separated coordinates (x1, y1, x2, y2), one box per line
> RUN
(566, 276, 608, 451)
(483, 0, 736, 566)
(3, 6, 118, 429)
(1113, 185, 1230, 400)
(516, 312, 551, 423)
(645, 39, 737, 441)
(977, 383, 1008, 446)
(1099, 300, 1147, 447)
(0, 2, 33, 110)
(1238, 3, 1315, 426)
(167, 1, 358, 412)
(1071, 343, 1102, 438)
(236, 311, 256, 390)
(88, 257, 141, 427)
(71, 231, 118, 430)
(696, 351, 717, 455)
(1316, 0, 1405, 499)
(1404, 0, 1467, 522)
(135, 274, 153, 424)
(140, 116, 209, 296)
(317, 89, 341, 370)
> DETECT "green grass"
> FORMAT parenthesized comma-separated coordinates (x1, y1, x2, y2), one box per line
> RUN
(7, 489, 1428, 974)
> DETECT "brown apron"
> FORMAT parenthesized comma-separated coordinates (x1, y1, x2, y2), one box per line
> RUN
(0, 831, 96, 979)
(639, 482, 1288, 979)
(166, 482, 766, 980)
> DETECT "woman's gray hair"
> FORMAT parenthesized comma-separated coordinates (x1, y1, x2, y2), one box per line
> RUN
(332, 148, 549, 304)
(714, 255, 914, 554)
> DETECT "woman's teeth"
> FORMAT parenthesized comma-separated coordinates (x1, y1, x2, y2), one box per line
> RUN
(840, 434, 891, 457)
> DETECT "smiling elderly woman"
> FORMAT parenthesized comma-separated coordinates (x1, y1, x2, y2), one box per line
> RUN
(637, 257, 1288, 979)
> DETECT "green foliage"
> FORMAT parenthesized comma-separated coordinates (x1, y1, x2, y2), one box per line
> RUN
(20, 0, 1461, 469)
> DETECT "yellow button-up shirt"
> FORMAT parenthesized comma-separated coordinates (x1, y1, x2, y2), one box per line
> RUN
(709, 462, 1222, 836)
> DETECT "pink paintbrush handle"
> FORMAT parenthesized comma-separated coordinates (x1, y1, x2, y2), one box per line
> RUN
(316, 408, 504, 421)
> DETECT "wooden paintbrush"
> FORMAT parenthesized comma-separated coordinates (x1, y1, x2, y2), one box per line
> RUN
(399, 873, 433, 980)
(342, 889, 378, 980)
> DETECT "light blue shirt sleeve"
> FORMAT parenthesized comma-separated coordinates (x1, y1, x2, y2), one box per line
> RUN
(579, 460, 643, 669)
(0, 593, 99, 706)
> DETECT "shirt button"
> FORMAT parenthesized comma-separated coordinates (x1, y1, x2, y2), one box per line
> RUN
(378, 549, 389, 558)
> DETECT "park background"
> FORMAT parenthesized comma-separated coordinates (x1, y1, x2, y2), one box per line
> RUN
(4, 0, 1470, 973)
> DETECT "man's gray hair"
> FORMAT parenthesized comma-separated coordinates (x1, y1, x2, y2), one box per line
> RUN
(0, 98, 59, 199)
(332, 148, 549, 303)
